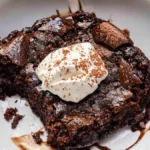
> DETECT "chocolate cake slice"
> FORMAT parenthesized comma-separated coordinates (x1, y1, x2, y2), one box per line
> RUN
(0, 31, 29, 99)
(0, 10, 150, 150)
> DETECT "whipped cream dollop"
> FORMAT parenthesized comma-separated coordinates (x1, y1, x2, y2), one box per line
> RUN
(36, 42, 108, 103)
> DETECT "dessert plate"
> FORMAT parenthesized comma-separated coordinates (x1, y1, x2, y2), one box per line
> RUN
(0, 0, 150, 150)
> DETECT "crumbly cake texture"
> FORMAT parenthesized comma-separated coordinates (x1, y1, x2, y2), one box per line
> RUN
(32, 131, 44, 144)
(4, 107, 24, 129)
(11, 114, 24, 129)
(4, 107, 18, 121)
(0, 11, 150, 149)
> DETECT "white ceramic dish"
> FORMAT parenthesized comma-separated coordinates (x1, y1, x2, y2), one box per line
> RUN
(0, 0, 150, 150)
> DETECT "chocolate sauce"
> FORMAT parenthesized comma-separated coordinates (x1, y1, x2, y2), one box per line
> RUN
(79, 127, 150, 150)
(79, 143, 111, 150)
(94, 144, 111, 150)
(78, 0, 83, 11)
(125, 127, 150, 150)
(56, 9, 61, 17)
(12, 127, 150, 150)
(12, 134, 55, 150)
(68, 6, 73, 14)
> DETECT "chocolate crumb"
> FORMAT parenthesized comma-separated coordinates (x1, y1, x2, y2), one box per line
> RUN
(4, 108, 17, 121)
(11, 114, 24, 129)
(15, 100, 18, 103)
(32, 131, 44, 144)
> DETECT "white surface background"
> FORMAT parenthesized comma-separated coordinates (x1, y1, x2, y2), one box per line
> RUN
(0, 0, 150, 150)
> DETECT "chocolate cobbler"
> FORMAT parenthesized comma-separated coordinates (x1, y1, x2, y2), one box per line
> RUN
(0, 10, 150, 150)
